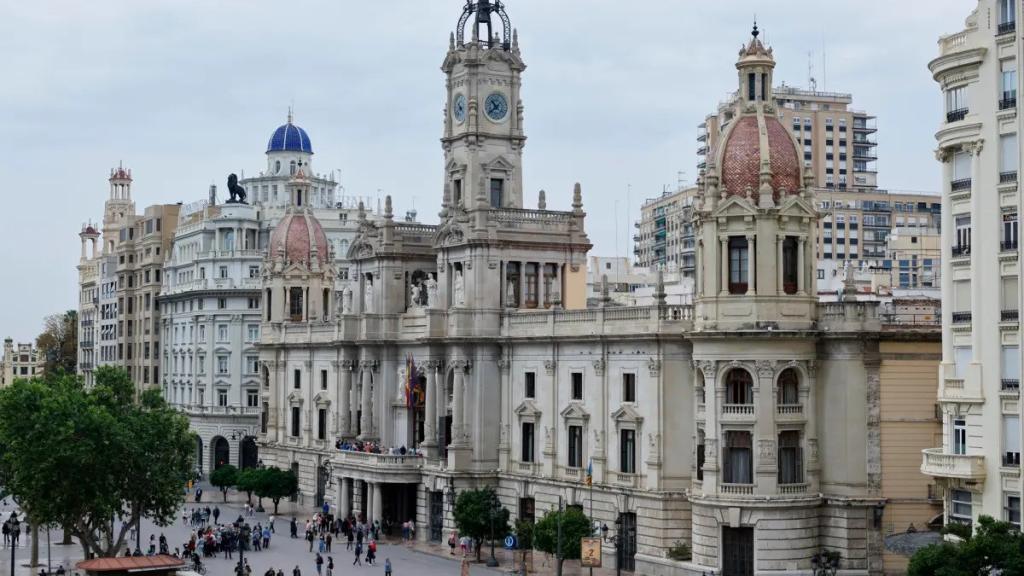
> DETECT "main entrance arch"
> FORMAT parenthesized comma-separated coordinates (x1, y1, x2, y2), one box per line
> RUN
(212, 436, 230, 470)
(240, 436, 259, 469)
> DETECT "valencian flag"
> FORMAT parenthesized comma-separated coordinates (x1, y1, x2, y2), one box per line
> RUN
(585, 459, 593, 486)
(405, 355, 424, 408)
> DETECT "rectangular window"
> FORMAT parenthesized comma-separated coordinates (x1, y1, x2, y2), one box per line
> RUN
(489, 179, 504, 208)
(218, 298, 227, 309)
(620, 429, 636, 474)
(950, 489, 973, 525)
(293, 369, 301, 389)
(321, 369, 328, 390)
(247, 391, 260, 408)
(1005, 415, 1021, 466)
(946, 85, 968, 114)
(217, 355, 228, 375)
(247, 324, 260, 342)
(782, 236, 799, 294)
(249, 266, 260, 278)
(953, 151, 971, 181)
(622, 373, 636, 402)
(778, 431, 803, 484)
(247, 355, 259, 374)
(291, 406, 300, 437)
(318, 409, 327, 440)
(570, 372, 583, 400)
(696, 431, 705, 481)
(1003, 60, 1017, 100)
(219, 266, 228, 279)
(1007, 494, 1021, 528)
(567, 425, 583, 469)
(217, 324, 228, 342)
(521, 423, 535, 462)
(525, 372, 536, 398)
(1001, 0, 1016, 24)
(218, 390, 228, 407)
(728, 237, 749, 294)
(953, 418, 967, 455)
(723, 431, 753, 484)
(955, 215, 972, 251)
(1002, 133, 1019, 173)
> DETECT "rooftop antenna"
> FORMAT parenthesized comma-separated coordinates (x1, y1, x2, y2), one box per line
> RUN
(808, 51, 817, 92)
(677, 170, 687, 189)
(822, 34, 827, 92)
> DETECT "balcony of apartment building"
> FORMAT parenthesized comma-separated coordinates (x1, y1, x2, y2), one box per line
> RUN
(852, 116, 877, 134)
(697, 145, 708, 156)
(997, 12, 1016, 36)
(921, 448, 986, 483)
(697, 132, 707, 143)
(1000, 90, 1018, 111)
(1000, 170, 1019, 186)
(332, 446, 424, 482)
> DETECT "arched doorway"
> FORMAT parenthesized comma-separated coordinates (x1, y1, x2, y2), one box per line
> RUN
(212, 436, 230, 470)
(240, 436, 259, 469)
(195, 437, 205, 476)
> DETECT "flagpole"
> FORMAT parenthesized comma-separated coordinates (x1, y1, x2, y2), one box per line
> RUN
(588, 459, 593, 576)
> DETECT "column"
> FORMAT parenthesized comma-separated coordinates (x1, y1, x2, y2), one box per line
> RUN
(969, 141, 983, 355)
(539, 264, 547, 308)
(940, 151, 955, 362)
(364, 481, 373, 523)
(422, 361, 438, 454)
(372, 483, 383, 526)
(554, 264, 563, 308)
(339, 361, 352, 437)
(452, 361, 465, 444)
(339, 478, 351, 519)
(797, 237, 806, 295)
(776, 236, 784, 294)
(696, 240, 703, 297)
(745, 235, 756, 295)
(437, 364, 448, 448)
(359, 363, 373, 440)
(517, 262, 526, 308)
(720, 238, 729, 295)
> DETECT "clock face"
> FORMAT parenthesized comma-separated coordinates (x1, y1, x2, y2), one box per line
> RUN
(485, 92, 509, 121)
(453, 94, 467, 124)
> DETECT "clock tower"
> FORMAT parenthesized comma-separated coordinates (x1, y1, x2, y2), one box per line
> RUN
(441, 0, 526, 214)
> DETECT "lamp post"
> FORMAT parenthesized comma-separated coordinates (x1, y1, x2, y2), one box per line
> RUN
(236, 522, 251, 576)
(811, 549, 840, 576)
(486, 493, 499, 567)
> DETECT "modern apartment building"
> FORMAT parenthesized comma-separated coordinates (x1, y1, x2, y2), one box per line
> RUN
(698, 85, 878, 190)
(923, 0, 1023, 533)
(634, 185, 942, 288)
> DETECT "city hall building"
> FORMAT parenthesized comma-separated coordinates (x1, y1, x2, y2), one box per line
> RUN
(257, 4, 939, 574)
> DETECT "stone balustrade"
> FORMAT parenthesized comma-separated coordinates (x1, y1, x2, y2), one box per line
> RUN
(921, 448, 986, 482)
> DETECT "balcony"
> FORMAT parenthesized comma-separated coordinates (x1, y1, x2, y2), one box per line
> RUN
(776, 404, 804, 421)
(81, 340, 94, 349)
(1003, 379, 1021, 393)
(998, 20, 1016, 35)
(1003, 452, 1021, 467)
(951, 245, 970, 258)
(611, 472, 640, 488)
(721, 404, 756, 422)
(335, 450, 424, 472)
(1000, 94, 1018, 111)
(1001, 171, 1018, 184)
(80, 362, 93, 371)
(720, 483, 754, 496)
(946, 108, 969, 123)
(921, 448, 986, 482)
(950, 178, 972, 192)
(778, 483, 809, 495)
(951, 312, 972, 324)
(1002, 310, 1019, 322)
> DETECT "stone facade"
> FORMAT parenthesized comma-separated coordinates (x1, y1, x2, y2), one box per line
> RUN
(0, 339, 43, 387)
(255, 8, 940, 575)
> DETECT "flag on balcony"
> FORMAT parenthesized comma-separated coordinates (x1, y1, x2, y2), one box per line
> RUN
(585, 459, 593, 486)
(405, 355, 415, 408)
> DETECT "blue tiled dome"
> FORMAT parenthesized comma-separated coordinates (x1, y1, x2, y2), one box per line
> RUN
(267, 122, 313, 154)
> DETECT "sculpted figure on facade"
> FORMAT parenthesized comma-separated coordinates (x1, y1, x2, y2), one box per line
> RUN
(453, 269, 465, 307)
(424, 273, 438, 308)
(364, 275, 374, 313)
(409, 282, 422, 309)
(341, 285, 353, 314)
(506, 279, 516, 307)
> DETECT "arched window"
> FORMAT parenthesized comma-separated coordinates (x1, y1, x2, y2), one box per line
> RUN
(289, 287, 304, 321)
(782, 237, 799, 294)
(777, 368, 800, 405)
(725, 369, 753, 404)
(290, 160, 297, 175)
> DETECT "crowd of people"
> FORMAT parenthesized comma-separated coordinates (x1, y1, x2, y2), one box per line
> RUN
(334, 440, 422, 457)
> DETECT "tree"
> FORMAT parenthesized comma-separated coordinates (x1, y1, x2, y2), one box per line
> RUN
(0, 367, 194, 558)
(533, 506, 592, 576)
(908, 516, 1024, 576)
(514, 519, 534, 569)
(452, 487, 510, 562)
(235, 468, 259, 505)
(209, 465, 238, 503)
(36, 311, 78, 375)
(252, 467, 298, 514)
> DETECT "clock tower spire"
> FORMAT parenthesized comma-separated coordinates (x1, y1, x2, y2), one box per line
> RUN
(441, 0, 526, 216)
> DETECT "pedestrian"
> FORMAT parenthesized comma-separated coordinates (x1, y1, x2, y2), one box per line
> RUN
(264, 568, 275, 576)
(290, 518, 298, 539)
(292, 565, 301, 576)
(346, 529, 354, 551)
(269, 514, 276, 533)
(306, 529, 315, 552)
(326, 557, 334, 576)
(277, 570, 285, 576)
(384, 558, 392, 576)
(448, 532, 456, 555)
(56, 566, 65, 576)
(366, 539, 376, 565)
(325, 532, 332, 552)
(408, 520, 415, 541)
(318, 534, 326, 554)
(315, 553, 323, 575)
(352, 542, 362, 566)
(263, 525, 271, 549)
(213, 507, 220, 524)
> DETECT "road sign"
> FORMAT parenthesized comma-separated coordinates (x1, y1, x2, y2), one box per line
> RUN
(581, 537, 602, 568)
(504, 535, 518, 549)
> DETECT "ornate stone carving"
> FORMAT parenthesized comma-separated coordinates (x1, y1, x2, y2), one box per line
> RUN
(424, 273, 438, 308)
(339, 359, 355, 371)
(453, 269, 466, 307)
(808, 438, 819, 462)
(647, 358, 661, 377)
(496, 358, 510, 372)
(450, 359, 469, 372)
(694, 360, 717, 379)
(544, 360, 556, 376)
(592, 359, 606, 376)
(358, 360, 377, 371)
(341, 285, 353, 314)
(755, 360, 775, 379)
(423, 359, 443, 372)
(806, 360, 817, 378)
(593, 429, 604, 452)
(758, 439, 776, 461)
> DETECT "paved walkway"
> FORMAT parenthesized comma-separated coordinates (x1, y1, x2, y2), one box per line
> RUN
(0, 486, 622, 576)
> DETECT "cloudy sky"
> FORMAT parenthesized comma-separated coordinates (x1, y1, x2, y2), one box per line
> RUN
(0, 0, 970, 342)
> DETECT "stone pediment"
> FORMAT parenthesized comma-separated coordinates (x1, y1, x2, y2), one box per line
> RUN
(313, 392, 331, 407)
(777, 194, 817, 219)
(348, 239, 377, 260)
(560, 403, 590, 421)
(514, 399, 541, 420)
(433, 221, 467, 248)
(484, 155, 516, 173)
(611, 404, 643, 424)
(712, 195, 757, 218)
(287, 391, 304, 406)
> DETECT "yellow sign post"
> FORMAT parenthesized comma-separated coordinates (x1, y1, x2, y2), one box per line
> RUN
(580, 537, 602, 568)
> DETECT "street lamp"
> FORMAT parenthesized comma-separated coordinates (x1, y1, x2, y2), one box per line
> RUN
(811, 549, 840, 576)
(486, 493, 500, 567)
(236, 522, 251, 576)
(600, 523, 622, 576)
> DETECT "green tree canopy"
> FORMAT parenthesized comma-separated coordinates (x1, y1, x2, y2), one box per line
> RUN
(235, 468, 259, 505)
(0, 367, 194, 558)
(36, 310, 78, 375)
(909, 516, 1024, 576)
(252, 467, 298, 514)
(533, 506, 592, 575)
(209, 465, 238, 503)
(452, 487, 510, 562)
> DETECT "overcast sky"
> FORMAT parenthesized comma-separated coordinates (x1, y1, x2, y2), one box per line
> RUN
(0, 0, 971, 343)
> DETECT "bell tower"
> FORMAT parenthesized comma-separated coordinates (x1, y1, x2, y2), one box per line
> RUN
(441, 0, 526, 216)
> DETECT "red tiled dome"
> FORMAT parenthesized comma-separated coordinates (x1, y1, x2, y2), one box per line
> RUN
(720, 115, 801, 202)
(269, 210, 329, 267)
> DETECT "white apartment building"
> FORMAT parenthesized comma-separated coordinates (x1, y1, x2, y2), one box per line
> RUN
(925, 0, 1024, 530)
